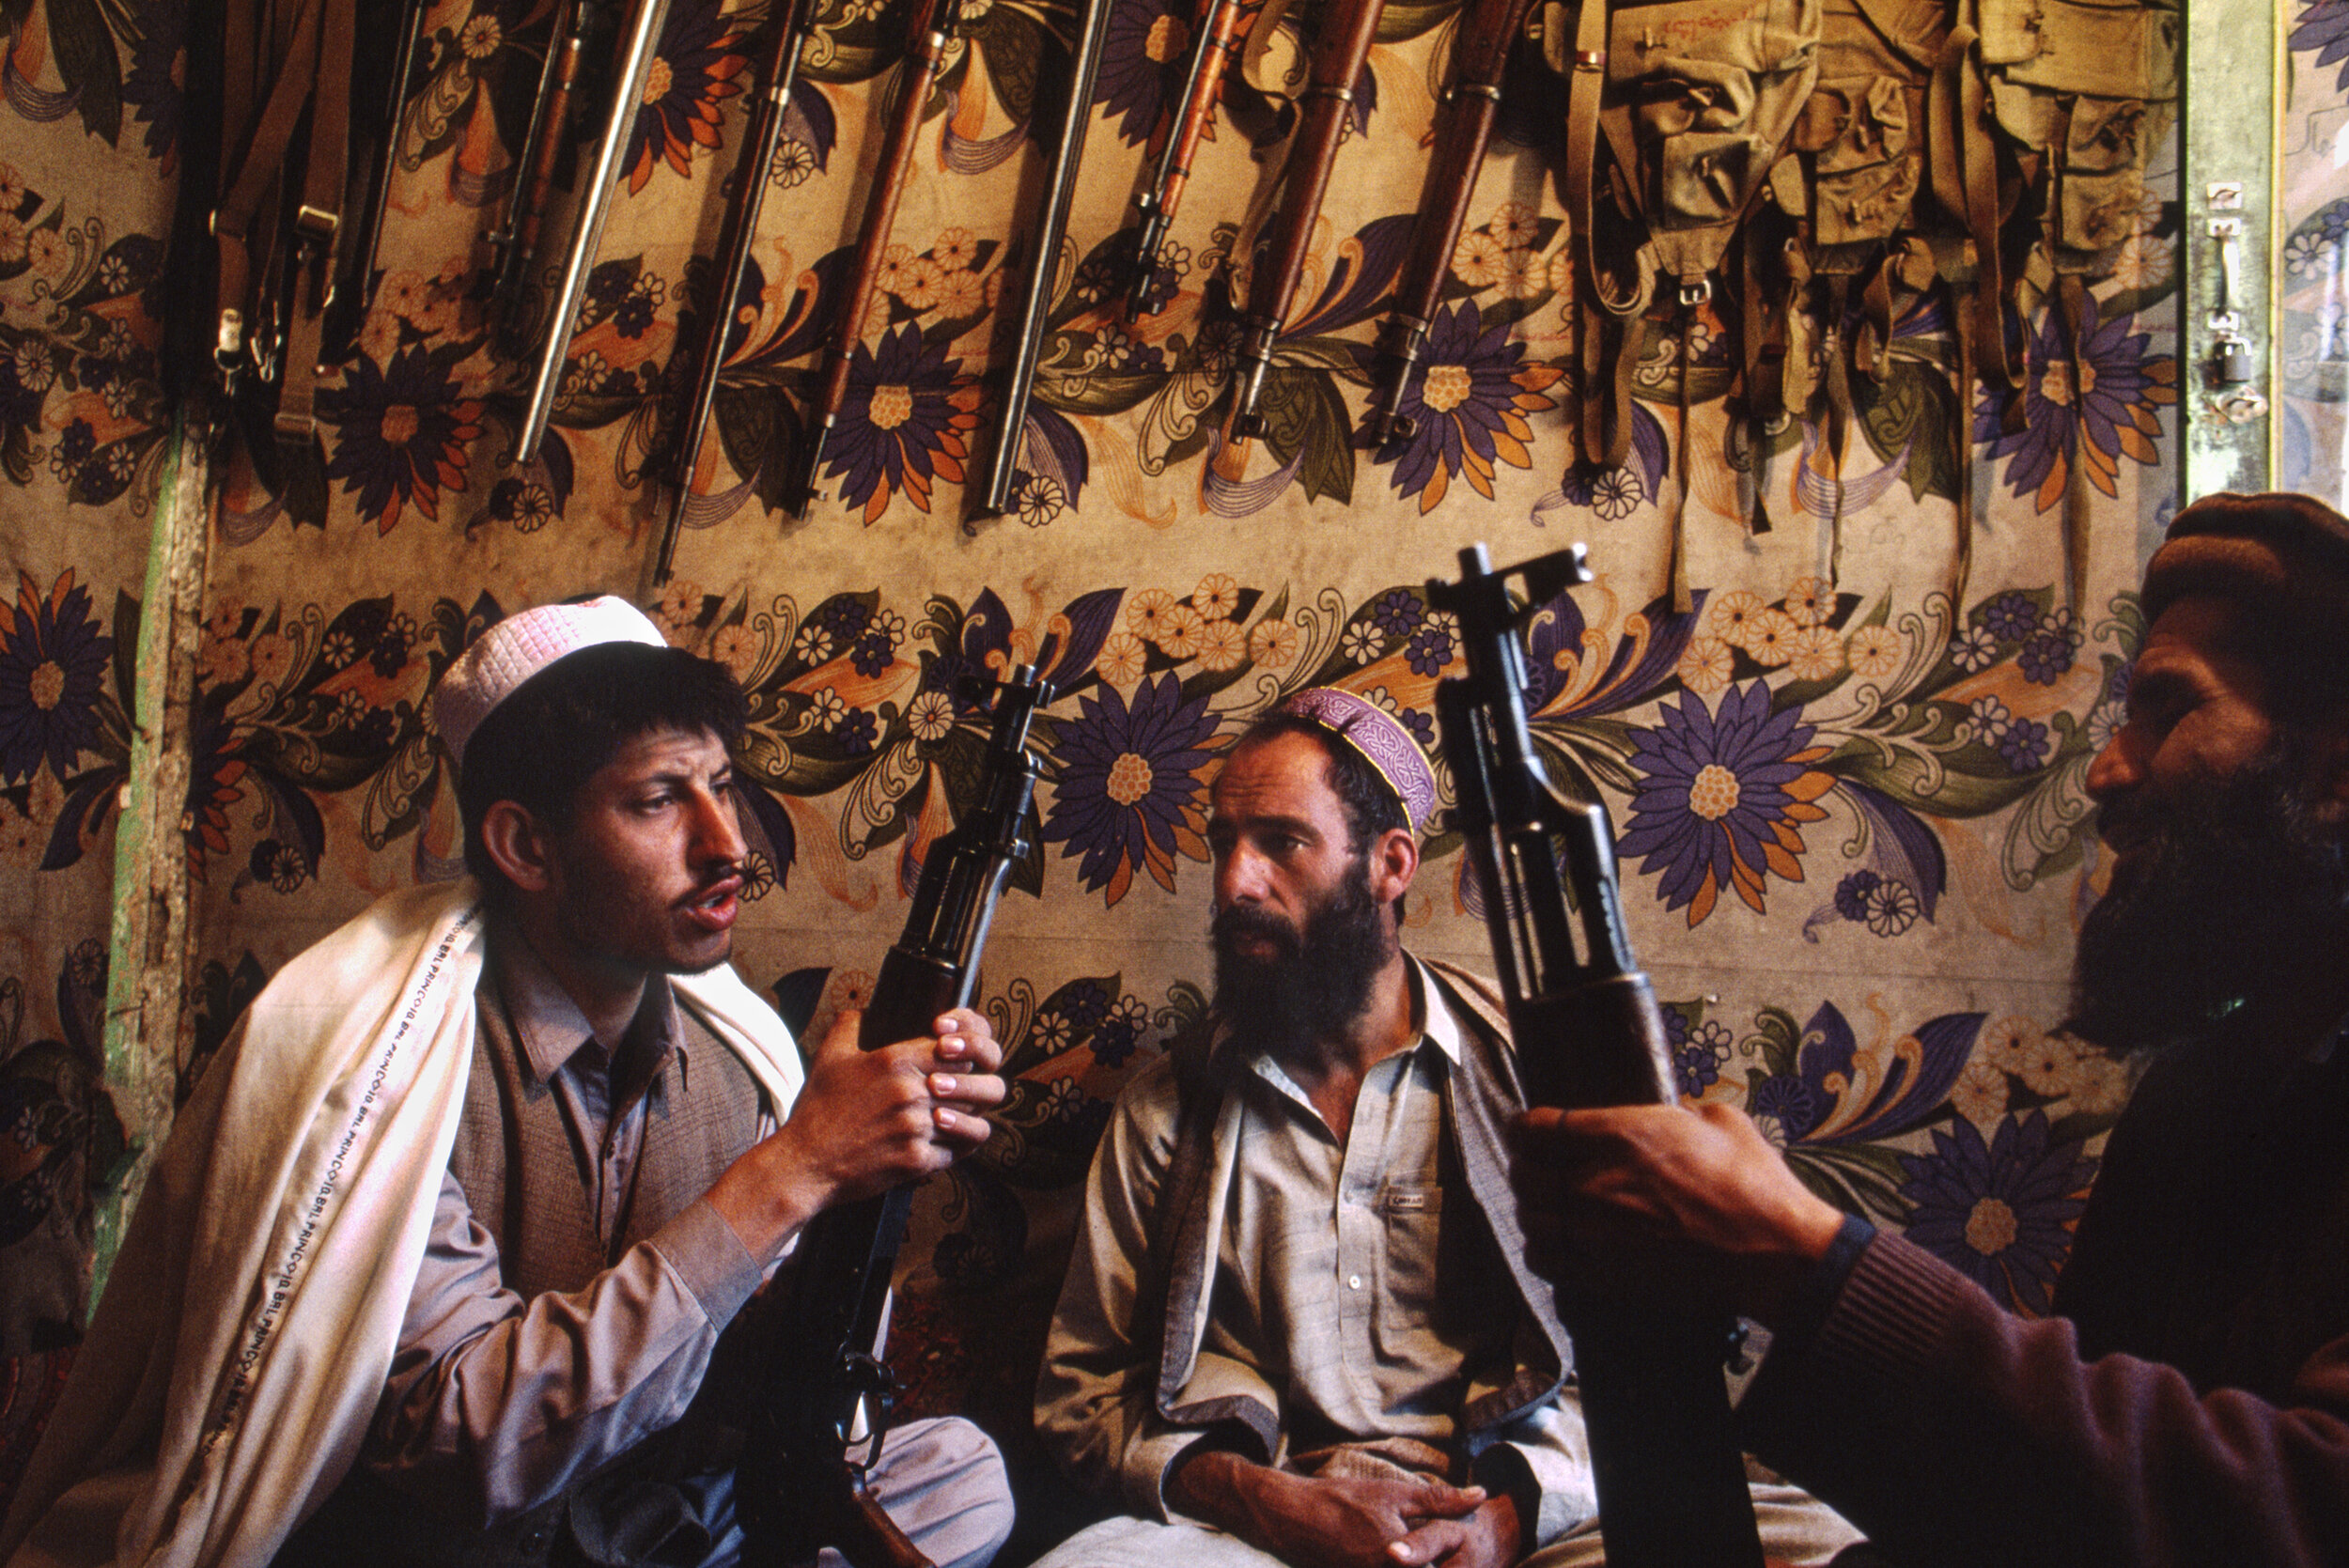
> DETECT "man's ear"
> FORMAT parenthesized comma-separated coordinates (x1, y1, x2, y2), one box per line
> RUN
(1369, 825, 1419, 908)
(479, 800, 558, 894)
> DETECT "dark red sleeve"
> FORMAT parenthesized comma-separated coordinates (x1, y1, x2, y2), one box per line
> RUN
(1737, 1230, 2349, 1568)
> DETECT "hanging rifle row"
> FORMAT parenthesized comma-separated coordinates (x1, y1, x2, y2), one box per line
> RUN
(193, 0, 2175, 570)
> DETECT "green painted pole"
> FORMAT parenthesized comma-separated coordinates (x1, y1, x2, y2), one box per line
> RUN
(91, 398, 214, 1300)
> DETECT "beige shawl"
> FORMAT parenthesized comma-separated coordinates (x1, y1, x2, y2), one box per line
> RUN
(0, 880, 802, 1568)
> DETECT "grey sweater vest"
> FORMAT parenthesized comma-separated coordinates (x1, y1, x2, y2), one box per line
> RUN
(450, 977, 767, 1293)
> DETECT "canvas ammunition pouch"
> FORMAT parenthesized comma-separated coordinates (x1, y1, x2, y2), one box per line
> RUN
(1979, 0, 2177, 263)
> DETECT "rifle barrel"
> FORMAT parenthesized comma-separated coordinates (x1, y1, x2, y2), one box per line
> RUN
(971, 0, 1115, 520)
(1228, 0, 1386, 439)
(516, 0, 677, 465)
(787, 0, 957, 518)
(654, 0, 817, 585)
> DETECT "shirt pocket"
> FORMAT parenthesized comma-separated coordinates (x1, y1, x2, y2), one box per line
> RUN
(1372, 1181, 1447, 1348)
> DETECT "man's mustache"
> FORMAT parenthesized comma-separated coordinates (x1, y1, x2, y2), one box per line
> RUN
(1212, 904, 1300, 953)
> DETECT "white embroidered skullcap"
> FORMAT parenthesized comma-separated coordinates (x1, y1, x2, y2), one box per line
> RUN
(435, 596, 667, 768)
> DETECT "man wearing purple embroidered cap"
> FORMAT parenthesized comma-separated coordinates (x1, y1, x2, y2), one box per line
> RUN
(1516, 491, 2349, 1566)
(1, 598, 1015, 1568)
(1034, 691, 1857, 1568)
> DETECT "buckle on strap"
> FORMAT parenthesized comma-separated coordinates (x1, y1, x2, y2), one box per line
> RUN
(293, 203, 340, 251)
(1574, 50, 1605, 70)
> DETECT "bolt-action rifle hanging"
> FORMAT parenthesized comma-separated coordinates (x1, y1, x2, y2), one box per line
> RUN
(321, 0, 428, 367)
(786, 0, 966, 518)
(971, 0, 1117, 521)
(654, 0, 823, 586)
(737, 667, 1051, 1568)
(1361, 0, 1542, 448)
(1227, 0, 1389, 439)
(1430, 542, 1767, 1568)
(489, 0, 594, 362)
(1124, 0, 1267, 317)
(515, 0, 677, 466)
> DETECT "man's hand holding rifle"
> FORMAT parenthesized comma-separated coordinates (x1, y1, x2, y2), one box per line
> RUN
(1429, 543, 1768, 1568)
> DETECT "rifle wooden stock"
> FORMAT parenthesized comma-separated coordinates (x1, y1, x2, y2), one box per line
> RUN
(1126, 0, 1262, 317)
(515, 0, 677, 463)
(786, 0, 959, 518)
(1430, 543, 1766, 1568)
(741, 668, 1049, 1568)
(1361, 0, 1535, 446)
(490, 0, 591, 360)
(971, 0, 1115, 520)
(1228, 0, 1387, 439)
(655, 0, 818, 585)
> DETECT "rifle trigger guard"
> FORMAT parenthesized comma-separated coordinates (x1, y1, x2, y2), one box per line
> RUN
(1679, 279, 1711, 308)
(1302, 84, 1356, 103)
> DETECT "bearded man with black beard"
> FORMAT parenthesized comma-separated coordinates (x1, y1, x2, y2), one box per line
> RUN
(1033, 691, 1860, 1568)
(1515, 491, 2349, 1568)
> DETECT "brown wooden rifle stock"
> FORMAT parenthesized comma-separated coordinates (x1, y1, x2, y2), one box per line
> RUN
(1125, 0, 1264, 317)
(738, 666, 1050, 1568)
(1429, 543, 1767, 1568)
(1228, 0, 1387, 439)
(490, 0, 593, 361)
(654, 0, 821, 585)
(970, 0, 1116, 520)
(1361, 0, 1536, 446)
(786, 0, 962, 517)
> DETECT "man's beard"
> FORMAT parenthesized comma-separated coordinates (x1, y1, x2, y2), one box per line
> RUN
(1211, 864, 1395, 1054)
(2070, 754, 2349, 1053)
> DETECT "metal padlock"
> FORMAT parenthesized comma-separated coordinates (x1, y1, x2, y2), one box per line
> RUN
(2214, 335, 2255, 387)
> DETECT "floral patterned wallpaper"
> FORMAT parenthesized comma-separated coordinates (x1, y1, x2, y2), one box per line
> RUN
(0, 0, 2181, 1511)
(2285, 2, 2349, 503)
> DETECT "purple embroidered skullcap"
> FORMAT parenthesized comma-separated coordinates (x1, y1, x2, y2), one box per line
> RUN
(1277, 687, 1438, 836)
(435, 596, 667, 768)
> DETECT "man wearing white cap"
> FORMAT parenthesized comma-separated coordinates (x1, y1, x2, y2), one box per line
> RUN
(1, 598, 1015, 1568)
(1033, 692, 1856, 1568)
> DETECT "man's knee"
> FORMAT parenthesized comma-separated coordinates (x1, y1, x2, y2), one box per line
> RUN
(866, 1417, 1015, 1568)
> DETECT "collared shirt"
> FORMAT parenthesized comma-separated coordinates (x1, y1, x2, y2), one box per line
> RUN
(365, 924, 774, 1528)
(1205, 958, 1518, 1460)
(490, 928, 681, 1257)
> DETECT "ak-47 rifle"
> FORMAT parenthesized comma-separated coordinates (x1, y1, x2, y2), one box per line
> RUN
(970, 0, 1115, 520)
(1227, 0, 1387, 439)
(785, 0, 962, 517)
(490, 0, 594, 360)
(514, 0, 677, 464)
(1124, 0, 1264, 317)
(1360, 0, 1535, 446)
(1428, 544, 1767, 1568)
(654, 0, 821, 585)
(737, 665, 1051, 1568)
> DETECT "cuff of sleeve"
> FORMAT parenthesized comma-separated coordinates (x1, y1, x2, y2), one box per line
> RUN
(1801, 1228, 1974, 1387)
(648, 1197, 767, 1328)
(1743, 1226, 1976, 1455)
(1767, 1213, 1876, 1361)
